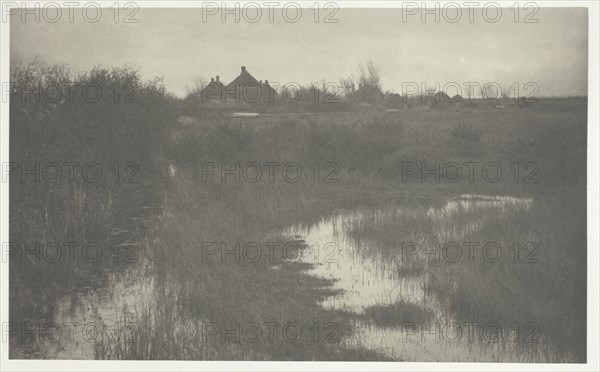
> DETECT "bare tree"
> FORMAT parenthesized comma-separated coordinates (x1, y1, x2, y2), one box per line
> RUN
(339, 76, 356, 97)
(341, 61, 384, 104)
(480, 83, 501, 102)
(464, 84, 474, 101)
(186, 76, 206, 97)
(501, 84, 512, 101)
(357, 60, 382, 91)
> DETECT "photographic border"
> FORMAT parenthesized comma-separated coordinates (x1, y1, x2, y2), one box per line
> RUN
(1, 1, 598, 371)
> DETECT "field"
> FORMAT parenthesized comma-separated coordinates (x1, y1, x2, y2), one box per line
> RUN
(8, 64, 586, 361)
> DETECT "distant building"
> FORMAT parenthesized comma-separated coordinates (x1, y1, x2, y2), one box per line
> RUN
(430, 91, 462, 110)
(200, 66, 276, 104)
(226, 66, 276, 104)
(201, 75, 226, 102)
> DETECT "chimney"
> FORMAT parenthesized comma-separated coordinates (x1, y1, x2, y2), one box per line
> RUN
(211, 77, 214, 83)
(265, 80, 269, 85)
(259, 80, 263, 84)
(216, 75, 220, 82)
(241, 66, 247, 73)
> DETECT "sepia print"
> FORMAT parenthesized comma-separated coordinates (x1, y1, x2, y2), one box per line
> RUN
(1, 1, 595, 369)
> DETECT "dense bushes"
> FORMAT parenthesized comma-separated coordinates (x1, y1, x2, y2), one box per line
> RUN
(9, 60, 176, 323)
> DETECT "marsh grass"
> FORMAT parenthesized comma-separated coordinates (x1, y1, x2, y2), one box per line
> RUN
(344, 192, 585, 361)
(10, 60, 586, 361)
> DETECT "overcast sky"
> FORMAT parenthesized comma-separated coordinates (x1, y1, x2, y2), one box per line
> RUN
(10, 6, 588, 97)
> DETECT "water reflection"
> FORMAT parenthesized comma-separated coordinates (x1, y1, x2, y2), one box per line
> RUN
(12, 269, 151, 359)
(13, 193, 566, 362)
(287, 194, 565, 362)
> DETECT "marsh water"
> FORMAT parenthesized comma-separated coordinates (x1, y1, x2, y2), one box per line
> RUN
(13, 194, 569, 362)
(287, 194, 565, 362)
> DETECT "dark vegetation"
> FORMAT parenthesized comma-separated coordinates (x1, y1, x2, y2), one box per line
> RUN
(10, 59, 175, 322)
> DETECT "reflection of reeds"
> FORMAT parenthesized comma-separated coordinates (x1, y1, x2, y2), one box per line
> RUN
(344, 194, 585, 362)
(89, 171, 394, 360)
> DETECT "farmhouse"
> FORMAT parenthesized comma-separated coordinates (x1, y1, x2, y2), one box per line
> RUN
(200, 66, 276, 104)
(200, 75, 226, 102)
(430, 91, 462, 110)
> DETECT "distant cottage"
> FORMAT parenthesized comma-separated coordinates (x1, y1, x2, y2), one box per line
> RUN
(201, 75, 226, 102)
(200, 66, 276, 104)
(430, 91, 462, 110)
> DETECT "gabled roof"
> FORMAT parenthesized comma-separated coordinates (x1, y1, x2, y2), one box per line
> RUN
(226, 66, 276, 103)
(431, 91, 462, 109)
(202, 80, 226, 93)
(200, 77, 226, 101)
(432, 91, 452, 103)
(226, 66, 259, 89)
(195, 67, 276, 104)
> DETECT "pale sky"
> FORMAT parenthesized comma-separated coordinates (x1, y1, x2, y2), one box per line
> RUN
(10, 6, 588, 97)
